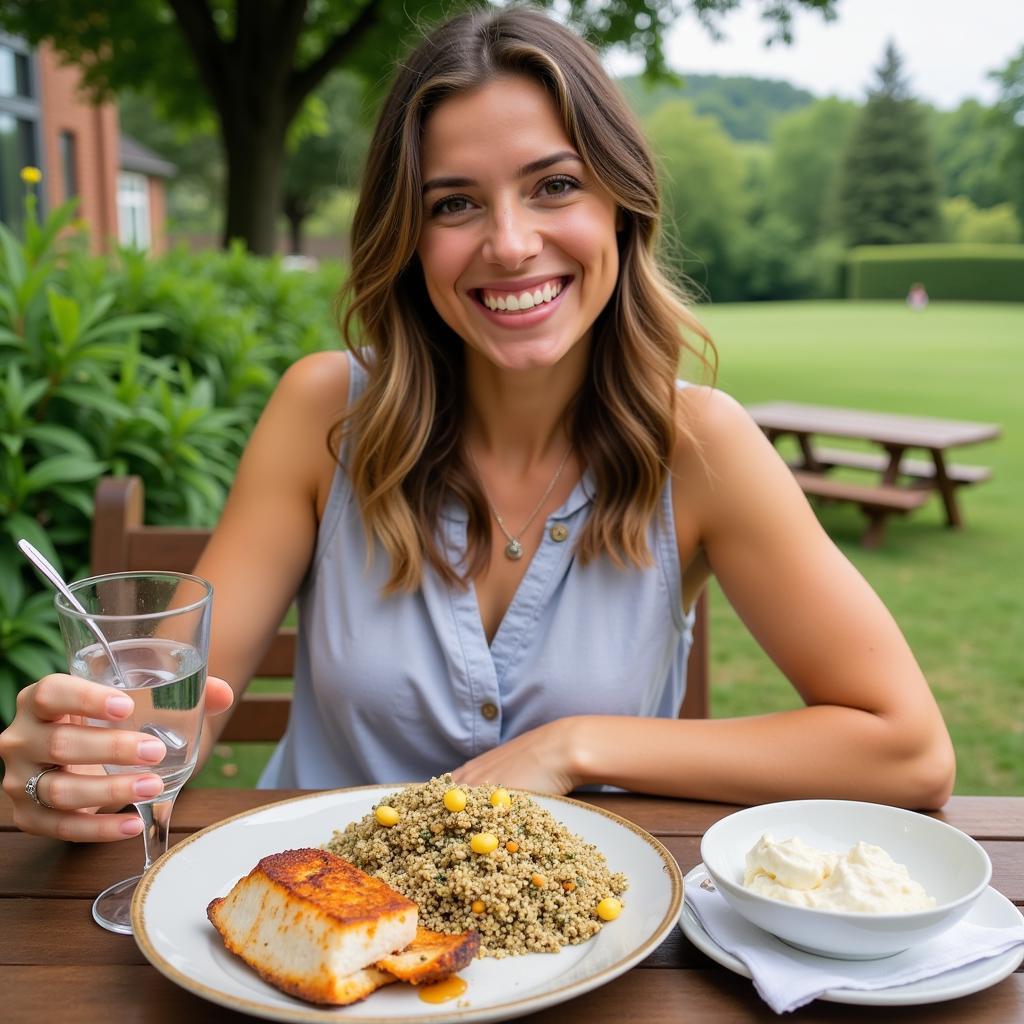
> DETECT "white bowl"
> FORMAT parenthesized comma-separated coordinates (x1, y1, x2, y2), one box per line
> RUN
(700, 800, 991, 960)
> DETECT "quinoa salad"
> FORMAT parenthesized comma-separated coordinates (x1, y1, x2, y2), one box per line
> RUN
(325, 775, 628, 958)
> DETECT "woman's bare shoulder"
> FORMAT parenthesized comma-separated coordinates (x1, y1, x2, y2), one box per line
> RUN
(671, 384, 765, 479)
(273, 349, 352, 417)
(670, 383, 806, 547)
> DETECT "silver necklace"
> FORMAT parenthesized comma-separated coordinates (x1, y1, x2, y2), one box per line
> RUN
(470, 445, 573, 560)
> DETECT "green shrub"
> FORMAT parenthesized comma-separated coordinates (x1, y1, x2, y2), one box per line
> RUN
(941, 198, 1022, 244)
(847, 244, 1024, 301)
(0, 187, 343, 722)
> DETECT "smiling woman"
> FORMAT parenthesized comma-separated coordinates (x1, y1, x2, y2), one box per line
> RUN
(0, 5, 956, 845)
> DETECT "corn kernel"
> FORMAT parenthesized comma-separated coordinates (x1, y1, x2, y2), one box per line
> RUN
(505, 840, 519, 853)
(471, 900, 485, 914)
(470, 832, 499, 854)
(562, 881, 576, 892)
(489, 787, 512, 809)
(374, 805, 399, 827)
(596, 897, 622, 921)
(531, 873, 546, 888)
(443, 788, 467, 813)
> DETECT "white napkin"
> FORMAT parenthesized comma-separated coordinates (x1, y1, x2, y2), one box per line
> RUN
(684, 870, 1024, 1014)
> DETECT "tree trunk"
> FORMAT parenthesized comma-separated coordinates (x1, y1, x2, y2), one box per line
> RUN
(286, 206, 305, 255)
(221, 109, 289, 255)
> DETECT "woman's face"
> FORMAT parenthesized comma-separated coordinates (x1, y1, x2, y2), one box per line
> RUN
(416, 75, 620, 374)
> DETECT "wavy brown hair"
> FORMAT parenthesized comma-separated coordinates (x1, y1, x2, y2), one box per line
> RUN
(336, 4, 714, 593)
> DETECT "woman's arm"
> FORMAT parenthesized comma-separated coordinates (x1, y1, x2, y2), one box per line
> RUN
(454, 388, 955, 809)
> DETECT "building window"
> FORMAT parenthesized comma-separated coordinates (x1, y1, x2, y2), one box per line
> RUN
(0, 38, 40, 234)
(0, 111, 38, 233)
(117, 171, 150, 248)
(59, 130, 77, 198)
(0, 45, 31, 99)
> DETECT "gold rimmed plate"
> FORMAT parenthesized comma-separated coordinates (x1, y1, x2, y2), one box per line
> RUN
(132, 786, 682, 1023)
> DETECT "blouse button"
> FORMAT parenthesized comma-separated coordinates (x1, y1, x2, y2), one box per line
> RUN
(481, 702, 498, 720)
(549, 523, 569, 543)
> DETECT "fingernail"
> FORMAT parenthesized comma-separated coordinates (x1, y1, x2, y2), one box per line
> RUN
(120, 817, 143, 836)
(133, 776, 164, 799)
(138, 739, 165, 762)
(106, 695, 134, 717)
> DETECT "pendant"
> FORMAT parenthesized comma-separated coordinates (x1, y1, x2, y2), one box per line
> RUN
(504, 539, 523, 560)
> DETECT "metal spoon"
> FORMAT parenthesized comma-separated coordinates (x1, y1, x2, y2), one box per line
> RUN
(17, 539, 129, 689)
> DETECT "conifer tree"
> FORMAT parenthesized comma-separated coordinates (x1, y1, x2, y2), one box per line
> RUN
(835, 42, 941, 245)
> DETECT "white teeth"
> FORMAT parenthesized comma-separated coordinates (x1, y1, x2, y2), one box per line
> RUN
(480, 279, 565, 312)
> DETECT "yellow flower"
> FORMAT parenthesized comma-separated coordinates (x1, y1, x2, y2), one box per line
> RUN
(20, 166, 42, 184)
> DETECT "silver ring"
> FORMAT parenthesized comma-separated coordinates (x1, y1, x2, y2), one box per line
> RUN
(24, 765, 61, 810)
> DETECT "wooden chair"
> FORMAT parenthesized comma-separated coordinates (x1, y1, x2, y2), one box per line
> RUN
(91, 476, 710, 743)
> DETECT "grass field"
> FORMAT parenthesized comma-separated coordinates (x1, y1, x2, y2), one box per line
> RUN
(195, 301, 1023, 796)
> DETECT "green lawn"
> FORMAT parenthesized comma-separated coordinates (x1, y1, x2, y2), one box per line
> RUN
(694, 301, 1022, 796)
(196, 301, 1023, 796)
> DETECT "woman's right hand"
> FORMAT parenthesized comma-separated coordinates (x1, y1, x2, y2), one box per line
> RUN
(0, 673, 233, 842)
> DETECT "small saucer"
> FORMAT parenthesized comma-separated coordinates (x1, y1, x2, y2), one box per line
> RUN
(679, 864, 1024, 1007)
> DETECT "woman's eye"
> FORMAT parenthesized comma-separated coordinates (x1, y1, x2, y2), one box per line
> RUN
(431, 195, 471, 217)
(539, 175, 580, 198)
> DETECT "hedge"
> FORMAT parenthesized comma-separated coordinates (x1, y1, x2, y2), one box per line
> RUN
(846, 244, 1024, 302)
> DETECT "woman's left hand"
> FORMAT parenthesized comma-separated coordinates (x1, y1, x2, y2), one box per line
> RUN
(451, 718, 584, 795)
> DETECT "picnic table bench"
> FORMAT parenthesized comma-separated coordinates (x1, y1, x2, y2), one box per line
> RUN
(746, 402, 1000, 549)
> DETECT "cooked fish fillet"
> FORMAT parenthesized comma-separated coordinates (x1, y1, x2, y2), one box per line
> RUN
(207, 848, 417, 1005)
(377, 926, 481, 985)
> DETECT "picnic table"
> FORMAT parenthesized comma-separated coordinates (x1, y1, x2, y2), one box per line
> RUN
(746, 402, 1000, 548)
(3, 789, 1022, 1022)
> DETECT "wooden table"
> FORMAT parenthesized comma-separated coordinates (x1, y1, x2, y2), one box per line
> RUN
(3, 791, 1022, 1022)
(746, 402, 1000, 548)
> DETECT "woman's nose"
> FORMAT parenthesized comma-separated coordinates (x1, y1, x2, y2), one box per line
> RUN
(482, 202, 542, 269)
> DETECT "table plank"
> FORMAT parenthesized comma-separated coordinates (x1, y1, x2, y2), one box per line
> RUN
(746, 402, 1000, 450)
(2, 964, 1020, 1024)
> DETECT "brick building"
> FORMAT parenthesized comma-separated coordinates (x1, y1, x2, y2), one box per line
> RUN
(0, 33, 173, 254)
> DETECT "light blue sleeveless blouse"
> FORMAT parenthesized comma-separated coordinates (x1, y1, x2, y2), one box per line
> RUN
(258, 358, 693, 788)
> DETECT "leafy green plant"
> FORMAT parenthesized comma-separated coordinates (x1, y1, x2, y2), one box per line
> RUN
(0, 175, 343, 723)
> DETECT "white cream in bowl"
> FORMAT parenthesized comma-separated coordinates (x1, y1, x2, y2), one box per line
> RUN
(743, 834, 936, 913)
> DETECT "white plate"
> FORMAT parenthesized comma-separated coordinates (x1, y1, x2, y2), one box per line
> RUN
(132, 786, 682, 1023)
(679, 864, 1024, 1007)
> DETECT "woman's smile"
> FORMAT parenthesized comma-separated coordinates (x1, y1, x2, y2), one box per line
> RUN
(471, 275, 573, 328)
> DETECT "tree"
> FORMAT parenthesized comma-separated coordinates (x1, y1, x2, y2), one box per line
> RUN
(644, 100, 746, 300)
(282, 70, 369, 255)
(834, 41, 942, 246)
(930, 101, 1013, 210)
(765, 96, 858, 243)
(0, 0, 837, 255)
(989, 45, 1024, 224)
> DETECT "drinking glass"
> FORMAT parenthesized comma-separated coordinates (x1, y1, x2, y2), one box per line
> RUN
(55, 571, 213, 935)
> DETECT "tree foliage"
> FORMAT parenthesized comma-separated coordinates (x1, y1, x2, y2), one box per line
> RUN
(0, 0, 837, 255)
(282, 69, 370, 254)
(834, 41, 941, 246)
(930, 101, 1014, 210)
(765, 96, 858, 243)
(644, 100, 746, 300)
(988, 45, 1024, 224)
(620, 72, 815, 140)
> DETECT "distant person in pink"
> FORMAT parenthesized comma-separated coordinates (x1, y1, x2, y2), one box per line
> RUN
(907, 282, 929, 310)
